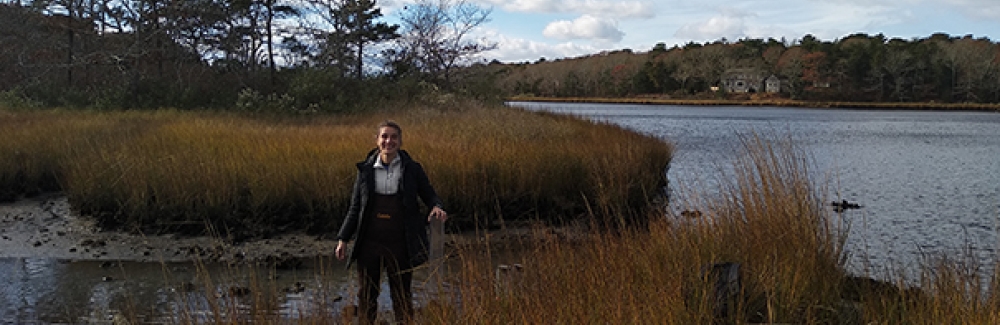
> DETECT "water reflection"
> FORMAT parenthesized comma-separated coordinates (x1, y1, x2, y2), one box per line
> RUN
(2, 258, 59, 322)
(0, 257, 365, 323)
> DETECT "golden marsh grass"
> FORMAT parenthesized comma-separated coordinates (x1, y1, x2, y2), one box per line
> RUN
(0, 103, 672, 237)
(435, 133, 848, 324)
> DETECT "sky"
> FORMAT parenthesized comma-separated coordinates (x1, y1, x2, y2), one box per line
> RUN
(378, 0, 1000, 63)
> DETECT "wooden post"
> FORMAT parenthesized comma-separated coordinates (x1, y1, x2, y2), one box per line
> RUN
(429, 218, 445, 286)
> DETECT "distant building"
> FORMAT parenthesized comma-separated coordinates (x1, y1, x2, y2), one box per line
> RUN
(765, 75, 781, 93)
(721, 69, 781, 94)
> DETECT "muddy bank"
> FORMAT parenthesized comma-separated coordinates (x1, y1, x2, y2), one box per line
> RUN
(0, 194, 586, 324)
(0, 194, 339, 265)
(0, 194, 584, 266)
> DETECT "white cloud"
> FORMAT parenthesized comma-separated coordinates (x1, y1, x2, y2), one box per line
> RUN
(480, 0, 654, 19)
(944, 0, 1000, 19)
(673, 9, 753, 42)
(479, 33, 601, 62)
(461, 0, 1000, 62)
(666, 2, 918, 43)
(543, 15, 625, 42)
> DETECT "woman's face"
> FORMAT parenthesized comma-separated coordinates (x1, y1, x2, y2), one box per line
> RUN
(377, 126, 401, 157)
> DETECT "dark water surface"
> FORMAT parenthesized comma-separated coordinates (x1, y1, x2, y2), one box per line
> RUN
(513, 101, 1000, 279)
(1, 257, 355, 323)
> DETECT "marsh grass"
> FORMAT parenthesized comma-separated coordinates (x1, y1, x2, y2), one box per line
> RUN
(423, 132, 848, 324)
(852, 248, 1000, 324)
(0, 102, 672, 237)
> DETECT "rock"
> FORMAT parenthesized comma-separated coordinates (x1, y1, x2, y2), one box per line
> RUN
(680, 210, 703, 218)
(285, 281, 307, 294)
(227, 286, 251, 297)
(702, 262, 742, 321)
(100, 261, 120, 268)
(178, 282, 198, 292)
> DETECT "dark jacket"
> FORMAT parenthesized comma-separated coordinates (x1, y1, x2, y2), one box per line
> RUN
(336, 148, 444, 268)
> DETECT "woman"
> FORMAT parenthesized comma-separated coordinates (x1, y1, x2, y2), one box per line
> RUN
(335, 120, 448, 324)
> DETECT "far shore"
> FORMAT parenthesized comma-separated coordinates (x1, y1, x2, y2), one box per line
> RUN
(508, 96, 1000, 112)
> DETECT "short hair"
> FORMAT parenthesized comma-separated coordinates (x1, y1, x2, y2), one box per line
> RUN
(377, 120, 402, 136)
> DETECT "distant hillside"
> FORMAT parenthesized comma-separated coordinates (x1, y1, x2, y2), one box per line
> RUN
(474, 33, 1000, 105)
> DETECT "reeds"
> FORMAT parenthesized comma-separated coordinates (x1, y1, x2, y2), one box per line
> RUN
(0, 102, 672, 237)
(429, 132, 847, 324)
(852, 248, 1000, 324)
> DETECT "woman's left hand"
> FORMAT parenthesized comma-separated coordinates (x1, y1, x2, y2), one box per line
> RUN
(428, 206, 448, 222)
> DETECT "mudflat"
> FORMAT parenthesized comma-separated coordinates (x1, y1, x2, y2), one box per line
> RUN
(0, 194, 339, 265)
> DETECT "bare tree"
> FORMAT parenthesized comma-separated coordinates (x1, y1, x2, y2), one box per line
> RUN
(396, 0, 495, 87)
(879, 43, 921, 101)
(776, 47, 806, 98)
(931, 37, 998, 102)
(259, 0, 298, 84)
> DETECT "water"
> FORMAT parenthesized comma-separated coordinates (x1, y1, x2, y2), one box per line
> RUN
(0, 257, 354, 323)
(512, 101, 1000, 280)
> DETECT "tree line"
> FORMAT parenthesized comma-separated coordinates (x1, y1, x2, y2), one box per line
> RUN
(0, 0, 495, 111)
(491, 33, 1000, 104)
(5, 0, 997, 109)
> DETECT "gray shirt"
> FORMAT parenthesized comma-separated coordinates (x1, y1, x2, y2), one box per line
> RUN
(373, 155, 402, 195)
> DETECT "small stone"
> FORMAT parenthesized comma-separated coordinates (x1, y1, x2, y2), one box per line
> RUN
(227, 286, 251, 297)
(179, 282, 197, 292)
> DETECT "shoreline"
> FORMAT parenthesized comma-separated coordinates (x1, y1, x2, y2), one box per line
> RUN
(0, 194, 338, 265)
(0, 194, 577, 266)
(508, 96, 1000, 112)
